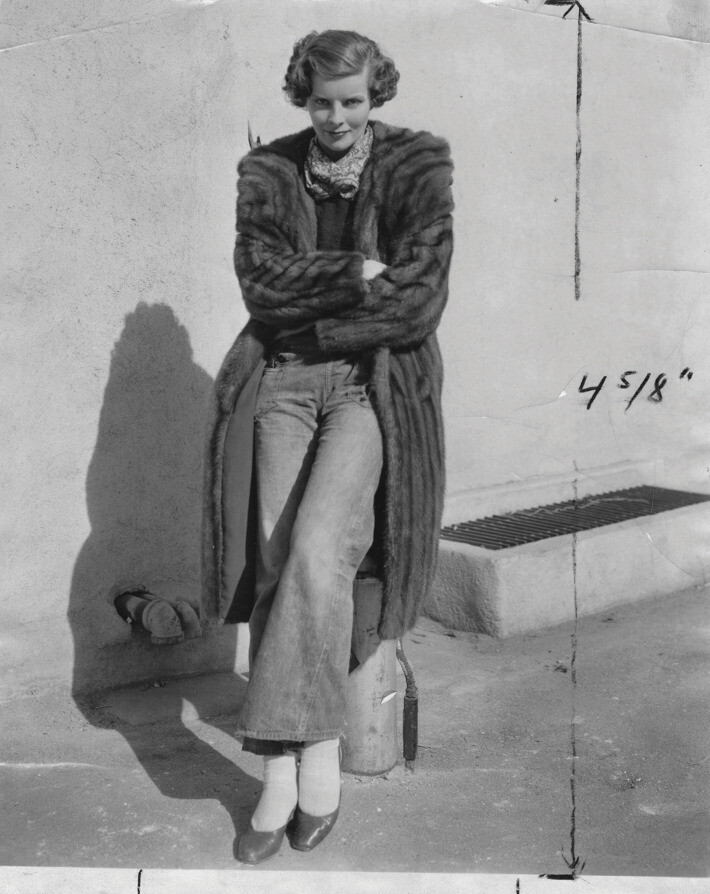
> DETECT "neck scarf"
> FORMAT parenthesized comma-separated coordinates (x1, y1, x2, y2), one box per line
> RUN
(304, 125, 373, 200)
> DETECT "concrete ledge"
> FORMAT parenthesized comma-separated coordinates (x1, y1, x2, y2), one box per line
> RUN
(427, 502, 710, 636)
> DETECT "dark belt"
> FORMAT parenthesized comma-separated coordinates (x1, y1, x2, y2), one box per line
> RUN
(270, 326, 320, 357)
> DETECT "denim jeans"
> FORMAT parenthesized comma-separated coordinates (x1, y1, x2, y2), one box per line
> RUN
(237, 353, 383, 752)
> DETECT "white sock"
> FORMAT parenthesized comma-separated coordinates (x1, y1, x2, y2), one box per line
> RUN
(297, 738, 341, 817)
(250, 753, 298, 832)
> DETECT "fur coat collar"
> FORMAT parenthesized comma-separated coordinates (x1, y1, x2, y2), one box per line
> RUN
(202, 120, 454, 640)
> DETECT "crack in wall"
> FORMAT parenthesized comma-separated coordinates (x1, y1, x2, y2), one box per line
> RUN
(644, 531, 698, 579)
(0, 7, 204, 54)
(567, 466, 582, 872)
(574, 7, 583, 301)
(478, 2, 710, 45)
(540, 462, 585, 878)
(608, 269, 710, 275)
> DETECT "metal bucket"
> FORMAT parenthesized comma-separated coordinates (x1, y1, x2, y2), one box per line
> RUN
(342, 576, 398, 776)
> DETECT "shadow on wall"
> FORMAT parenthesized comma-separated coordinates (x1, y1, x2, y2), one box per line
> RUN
(68, 303, 257, 848)
(69, 301, 238, 697)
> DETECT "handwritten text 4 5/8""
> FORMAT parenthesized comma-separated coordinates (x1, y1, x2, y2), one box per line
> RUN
(579, 368, 693, 410)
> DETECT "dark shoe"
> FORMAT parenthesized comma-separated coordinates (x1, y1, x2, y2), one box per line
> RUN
(174, 601, 202, 639)
(291, 738, 343, 852)
(114, 589, 185, 645)
(141, 597, 185, 645)
(291, 802, 340, 852)
(236, 814, 293, 864)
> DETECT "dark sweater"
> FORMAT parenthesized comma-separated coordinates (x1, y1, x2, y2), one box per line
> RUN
(315, 194, 356, 251)
(273, 194, 357, 353)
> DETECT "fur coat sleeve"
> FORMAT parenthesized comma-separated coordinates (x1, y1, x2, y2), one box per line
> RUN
(234, 128, 454, 347)
(234, 148, 369, 328)
(315, 140, 454, 353)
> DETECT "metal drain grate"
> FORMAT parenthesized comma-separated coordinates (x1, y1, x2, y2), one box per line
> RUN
(440, 485, 710, 550)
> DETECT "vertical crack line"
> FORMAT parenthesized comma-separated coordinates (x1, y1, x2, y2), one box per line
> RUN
(569, 467, 580, 866)
(574, 6, 583, 301)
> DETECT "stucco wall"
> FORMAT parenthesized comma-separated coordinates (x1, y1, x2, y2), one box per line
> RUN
(2, 0, 708, 698)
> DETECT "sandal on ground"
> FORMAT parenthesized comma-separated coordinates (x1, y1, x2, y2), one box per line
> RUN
(141, 597, 185, 645)
(174, 601, 202, 640)
(114, 589, 198, 645)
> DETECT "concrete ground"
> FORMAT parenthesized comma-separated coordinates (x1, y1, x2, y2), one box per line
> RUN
(1, 586, 708, 881)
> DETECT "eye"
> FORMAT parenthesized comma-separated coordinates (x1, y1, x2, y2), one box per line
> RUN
(346, 99, 363, 106)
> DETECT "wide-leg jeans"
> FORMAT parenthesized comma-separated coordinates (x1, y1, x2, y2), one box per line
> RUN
(236, 352, 383, 752)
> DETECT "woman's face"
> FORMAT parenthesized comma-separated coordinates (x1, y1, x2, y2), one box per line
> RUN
(305, 71, 372, 159)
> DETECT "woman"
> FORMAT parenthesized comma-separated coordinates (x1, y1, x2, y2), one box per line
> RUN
(202, 30, 454, 863)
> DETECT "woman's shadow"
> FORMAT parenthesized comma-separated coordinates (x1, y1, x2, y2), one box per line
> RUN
(69, 302, 255, 852)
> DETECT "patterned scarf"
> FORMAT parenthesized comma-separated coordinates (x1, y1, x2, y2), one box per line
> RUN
(304, 125, 373, 200)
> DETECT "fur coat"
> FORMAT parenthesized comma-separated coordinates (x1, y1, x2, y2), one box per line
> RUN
(202, 119, 454, 640)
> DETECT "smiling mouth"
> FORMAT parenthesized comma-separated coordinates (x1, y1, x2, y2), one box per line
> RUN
(328, 130, 349, 136)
